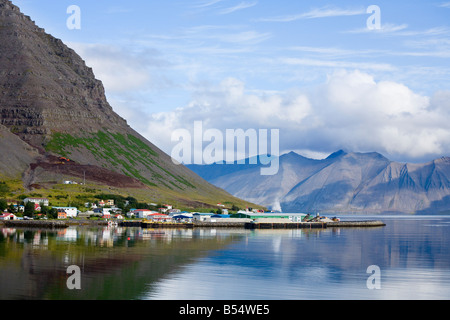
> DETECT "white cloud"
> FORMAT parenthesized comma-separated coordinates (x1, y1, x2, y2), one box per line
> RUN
(279, 57, 395, 72)
(142, 70, 450, 163)
(219, 1, 258, 15)
(69, 43, 168, 93)
(193, 0, 225, 8)
(258, 6, 365, 22)
(346, 23, 409, 34)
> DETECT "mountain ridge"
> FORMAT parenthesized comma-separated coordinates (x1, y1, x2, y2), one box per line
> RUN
(187, 150, 450, 214)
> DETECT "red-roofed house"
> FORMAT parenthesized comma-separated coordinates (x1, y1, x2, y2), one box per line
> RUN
(133, 209, 153, 219)
(147, 213, 171, 222)
(0, 213, 17, 220)
(102, 212, 111, 219)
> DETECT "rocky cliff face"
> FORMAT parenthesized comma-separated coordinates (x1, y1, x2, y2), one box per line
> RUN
(0, 0, 252, 208)
(188, 151, 450, 214)
(0, 0, 128, 147)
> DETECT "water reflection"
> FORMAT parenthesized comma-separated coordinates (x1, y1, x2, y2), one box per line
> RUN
(1, 216, 450, 300)
(0, 226, 247, 300)
(145, 216, 450, 300)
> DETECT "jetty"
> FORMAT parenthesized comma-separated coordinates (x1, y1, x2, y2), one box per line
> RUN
(327, 220, 386, 228)
(244, 220, 385, 230)
(2, 220, 69, 229)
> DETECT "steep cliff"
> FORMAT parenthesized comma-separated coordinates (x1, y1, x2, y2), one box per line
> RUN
(0, 0, 256, 208)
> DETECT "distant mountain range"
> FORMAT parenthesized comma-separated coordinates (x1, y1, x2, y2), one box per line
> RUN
(187, 150, 450, 214)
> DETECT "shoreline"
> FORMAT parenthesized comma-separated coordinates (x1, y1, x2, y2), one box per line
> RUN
(0, 219, 386, 229)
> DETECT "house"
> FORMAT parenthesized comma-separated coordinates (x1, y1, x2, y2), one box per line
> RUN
(57, 210, 67, 220)
(54, 207, 78, 218)
(24, 198, 49, 207)
(78, 211, 95, 219)
(193, 213, 213, 222)
(102, 212, 111, 219)
(102, 207, 115, 215)
(172, 214, 193, 222)
(114, 214, 124, 220)
(0, 213, 17, 220)
(167, 209, 181, 215)
(106, 199, 115, 206)
(231, 212, 307, 222)
(34, 203, 41, 212)
(211, 214, 230, 219)
(147, 213, 171, 222)
(93, 208, 103, 215)
(126, 209, 137, 218)
(133, 209, 153, 219)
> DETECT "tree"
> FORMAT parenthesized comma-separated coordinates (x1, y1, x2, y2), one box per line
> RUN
(8, 204, 16, 214)
(48, 208, 58, 220)
(0, 199, 7, 212)
(24, 201, 35, 218)
(231, 204, 240, 212)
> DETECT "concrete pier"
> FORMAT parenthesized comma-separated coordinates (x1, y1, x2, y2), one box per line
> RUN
(326, 220, 386, 228)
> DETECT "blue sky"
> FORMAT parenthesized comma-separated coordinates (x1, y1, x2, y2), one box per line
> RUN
(11, 0, 450, 163)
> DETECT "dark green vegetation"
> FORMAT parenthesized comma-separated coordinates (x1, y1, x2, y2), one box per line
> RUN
(47, 131, 165, 188)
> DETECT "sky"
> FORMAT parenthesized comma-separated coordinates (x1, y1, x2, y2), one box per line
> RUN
(11, 0, 450, 163)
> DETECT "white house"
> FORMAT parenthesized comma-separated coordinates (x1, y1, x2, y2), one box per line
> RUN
(53, 207, 78, 218)
(147, 213, 171, 222)
(0, 213, 17, 220)
(193, 213, 213, 222)
(24, 198, 49, 207)
(132, 209, 157, 219)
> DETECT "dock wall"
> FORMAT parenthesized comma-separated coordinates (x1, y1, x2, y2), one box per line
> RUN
(1, 219, 386, 230)
(2, 220, 69, 229)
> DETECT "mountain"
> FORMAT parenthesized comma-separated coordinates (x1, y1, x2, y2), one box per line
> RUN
(0, 0, 259, 209)
(187, 151, 450, 214)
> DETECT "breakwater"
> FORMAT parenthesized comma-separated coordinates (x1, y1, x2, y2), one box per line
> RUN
(327, 220, 386, 228)
(2, 220, 69, 229)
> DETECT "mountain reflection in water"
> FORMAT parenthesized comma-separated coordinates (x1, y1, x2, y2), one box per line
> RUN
(1, 216, 450, 300)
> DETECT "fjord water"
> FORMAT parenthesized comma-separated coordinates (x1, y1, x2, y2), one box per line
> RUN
(1, 216, 450, 300)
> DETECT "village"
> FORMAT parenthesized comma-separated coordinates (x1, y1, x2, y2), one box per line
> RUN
(0, 196, 334, 226)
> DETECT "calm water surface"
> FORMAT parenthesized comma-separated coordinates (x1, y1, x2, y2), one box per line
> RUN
(1, 215, 449, 300)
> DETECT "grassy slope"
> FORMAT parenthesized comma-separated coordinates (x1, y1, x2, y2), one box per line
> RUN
(32, 130, 264, 210)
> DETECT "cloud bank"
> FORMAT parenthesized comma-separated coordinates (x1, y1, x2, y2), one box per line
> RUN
(142, 70, 450, 163)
